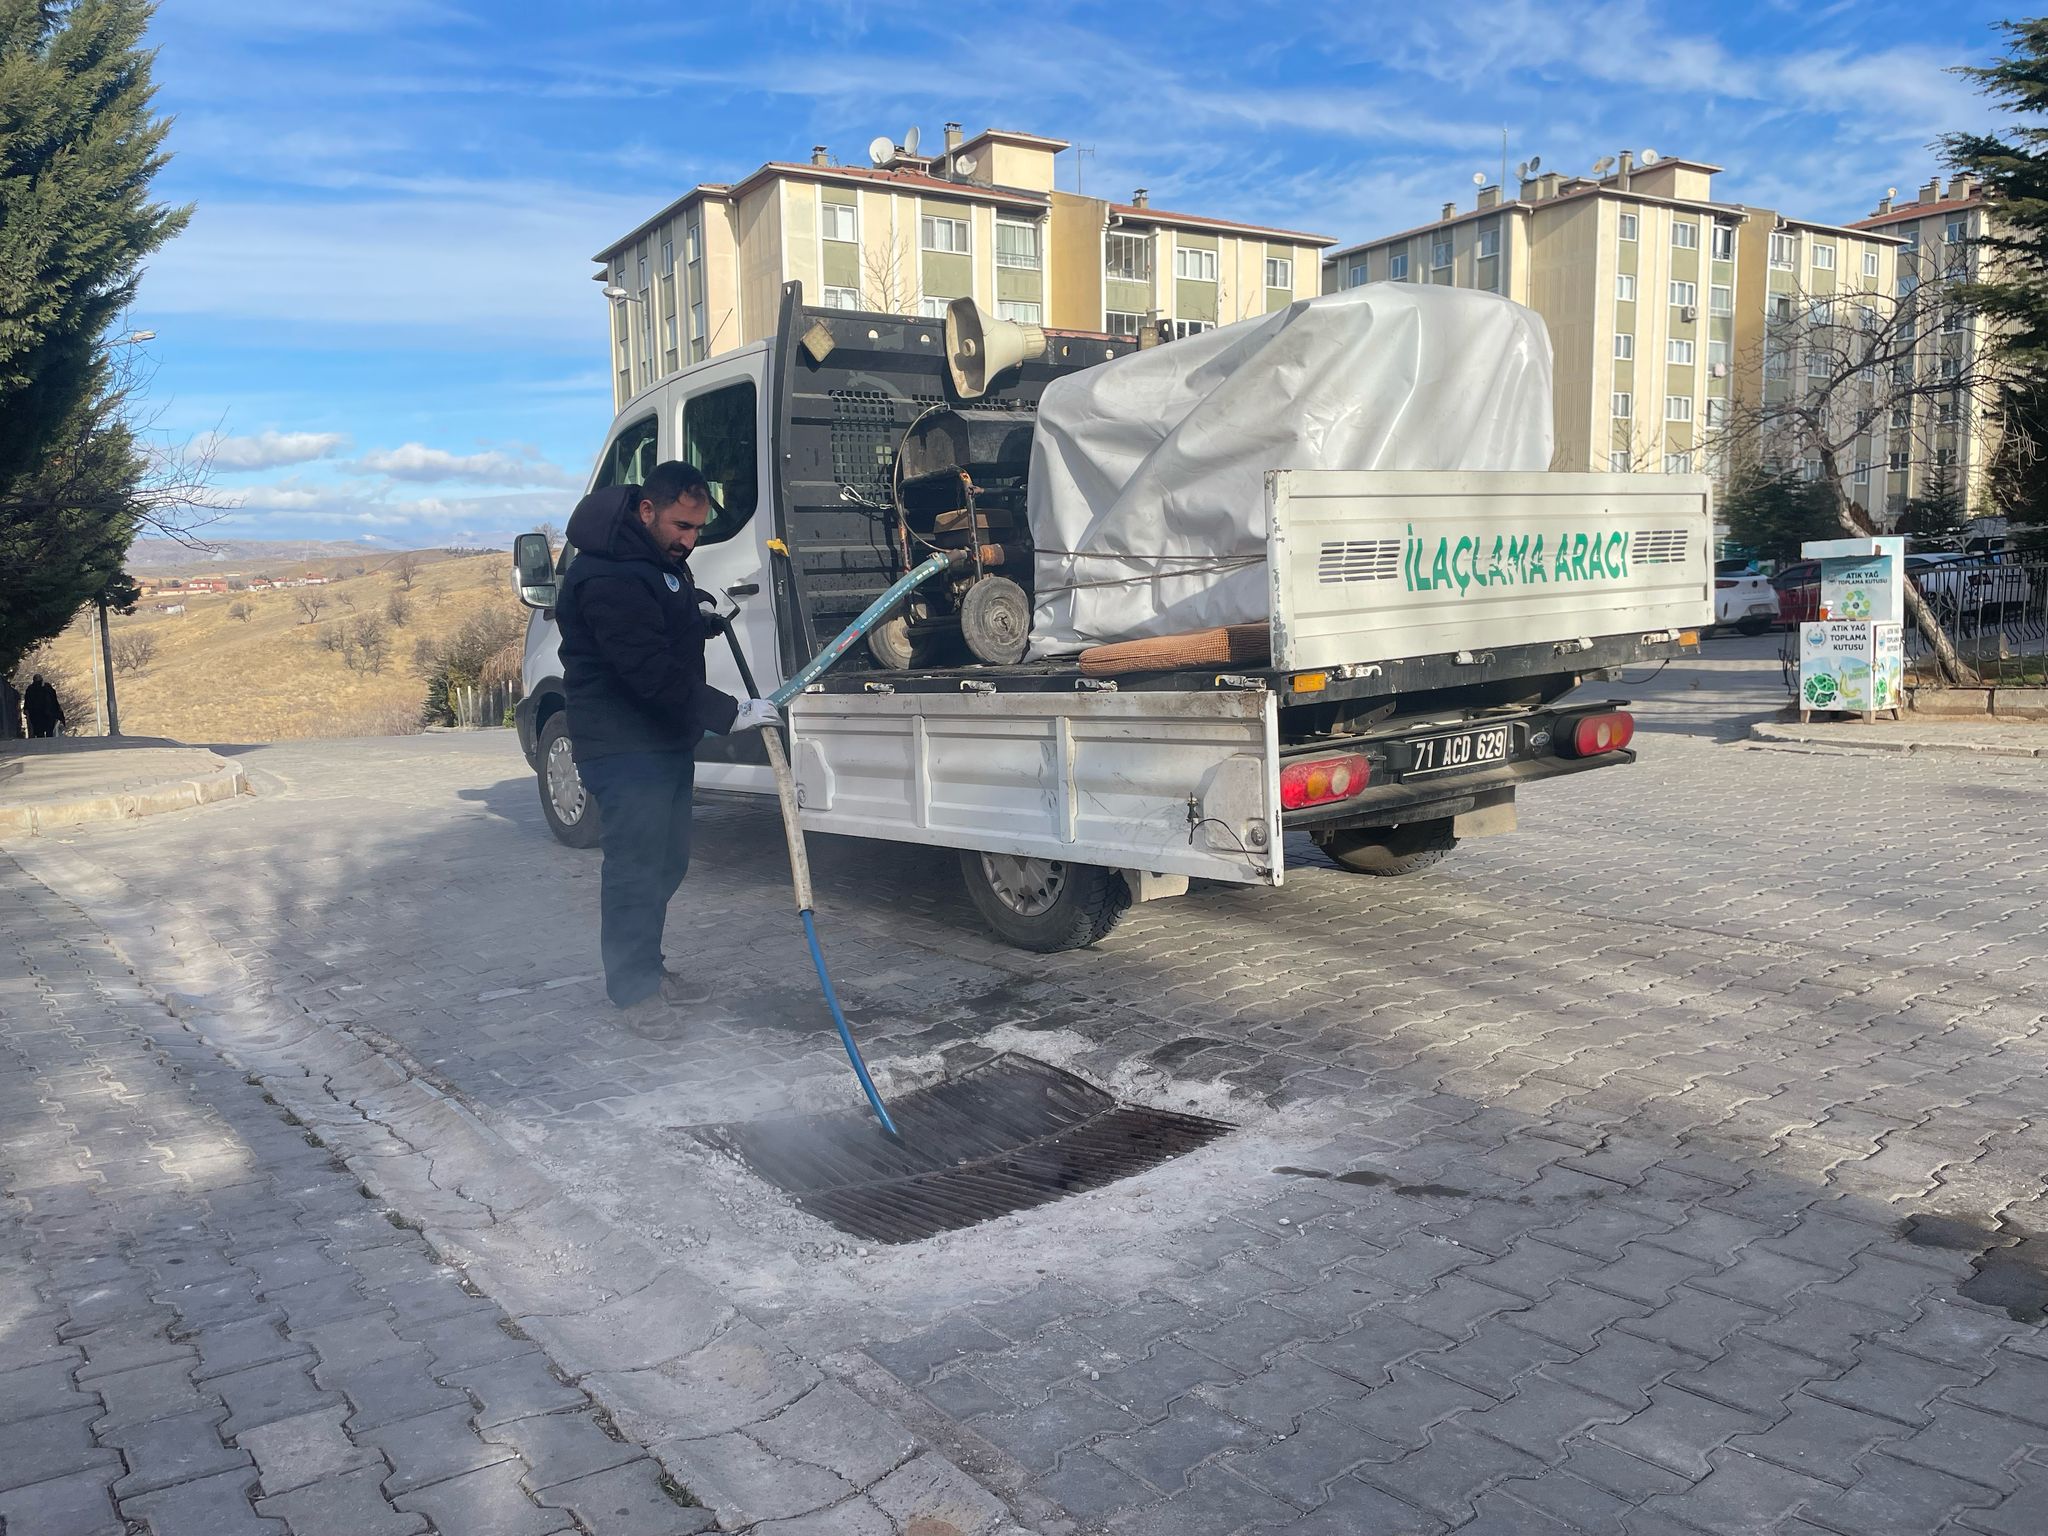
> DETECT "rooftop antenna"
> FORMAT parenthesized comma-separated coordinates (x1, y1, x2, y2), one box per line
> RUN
(1501, 125, 1508, 198)
(1472, 171, 1486, 186)
(867, 134, 894, 168)
(1072, 144, 1095, 194)
(1591, 155, 1616, 177)
(902, 124, 922, 159)
(1640, 147, 1660, 165)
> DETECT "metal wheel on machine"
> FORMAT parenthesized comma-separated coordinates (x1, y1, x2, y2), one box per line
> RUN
(959, 576, 1031, 664)
(958, 850, 1129, 951)
(538, 713, 601, 848)
(866, 614, 917, 670)
(1313, 818, 1455, 877)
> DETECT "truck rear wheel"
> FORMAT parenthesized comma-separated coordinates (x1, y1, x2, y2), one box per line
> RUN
(958, 851, 1129, 951)
(538, 713, 602, 848)
(1314, 819, 1455, 877)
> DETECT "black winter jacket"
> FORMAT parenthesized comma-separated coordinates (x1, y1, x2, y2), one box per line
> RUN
(555, 487, 740, 761)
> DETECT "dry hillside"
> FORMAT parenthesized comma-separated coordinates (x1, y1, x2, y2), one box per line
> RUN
(31, 552, 528, 744)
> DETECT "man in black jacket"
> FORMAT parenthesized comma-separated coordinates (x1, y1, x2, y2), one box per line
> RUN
(556, 462, 777, 1029)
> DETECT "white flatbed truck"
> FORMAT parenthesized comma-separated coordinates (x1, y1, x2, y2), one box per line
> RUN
(514, 286, 1713, 951)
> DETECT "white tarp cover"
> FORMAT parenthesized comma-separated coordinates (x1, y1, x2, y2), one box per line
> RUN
(1026, 284, 1555, 656)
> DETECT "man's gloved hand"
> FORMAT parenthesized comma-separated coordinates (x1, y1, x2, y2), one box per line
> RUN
(730, 699, 781, 732)
(696, 600, 730, 636)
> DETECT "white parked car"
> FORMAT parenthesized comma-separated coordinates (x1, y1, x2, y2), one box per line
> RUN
(1714, 568, 1779, 634)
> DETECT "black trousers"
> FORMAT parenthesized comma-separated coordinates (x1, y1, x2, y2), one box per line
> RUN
(578, 750, 695, 1007)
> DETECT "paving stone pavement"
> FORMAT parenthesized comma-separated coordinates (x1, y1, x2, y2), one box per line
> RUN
(0, 876, 718, 1536)
(6, 637, 2048, 1534)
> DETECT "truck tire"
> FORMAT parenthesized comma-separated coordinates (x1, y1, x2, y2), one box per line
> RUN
(1314, 819, 1455, 877)
(958, 851, 1129, 951)
(537, 713, 601, 848)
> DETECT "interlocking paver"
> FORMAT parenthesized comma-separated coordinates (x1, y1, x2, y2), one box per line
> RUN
(391, 1460, 578, 1536)
(252, 1464, 429, 1535)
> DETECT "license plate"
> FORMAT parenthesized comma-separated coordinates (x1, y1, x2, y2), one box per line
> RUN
(1408, 724, 1511, 776)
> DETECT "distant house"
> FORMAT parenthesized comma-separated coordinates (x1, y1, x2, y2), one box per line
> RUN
(156, 603, 186, 615)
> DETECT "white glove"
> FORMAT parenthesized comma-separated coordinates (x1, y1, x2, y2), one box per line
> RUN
(731, 699, 780, 732)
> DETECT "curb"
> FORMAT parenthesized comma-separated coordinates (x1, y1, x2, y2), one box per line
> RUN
(0, 758, 247, 836)
(1747, 722, 2048, 759)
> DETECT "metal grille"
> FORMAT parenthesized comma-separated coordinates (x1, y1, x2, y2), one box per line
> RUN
(828, 390, 1036, 503)
(1317, 538, 1401, 584)
(1630, 528, 1691, 565)
(692, 1054, 1233, 1244)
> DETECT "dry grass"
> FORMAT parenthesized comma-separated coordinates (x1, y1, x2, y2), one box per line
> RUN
(42, 553, 528, 743)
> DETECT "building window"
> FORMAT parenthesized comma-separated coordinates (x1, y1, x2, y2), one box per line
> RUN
(1854, 460, 1870, 485)
(1666, 396, 1693, 422)
(1812, 242, 1835, 270)
(659, 230, 674, 275)
(1619, 212, 1639, 241)
(1615, 334, 1634, 359)
(1708, 284, 1732, 315)
(1169, 318, 1214, 339)
(1941, 308, 1966, 334)
(1769, 292, 1794, 323)
(1898, 270, 1921, 298)
(1708, 338, 1730, 370)
(1940, 356, 1961, 380)
(689, 303, 705, 363)
(1612, 391, 1633, 418)
(1106, 232, 1154, 282)
(1264, 255, 1293, 288)
(1770, 232, 1797, 268)
(1174, 246, 1219, 282)
(1609, 451, 1632, 472)
(918, 296, 952, 319)
(1348, 260, 1366, 286)
(1616, 273, 1636, 301)
(1765, 347, 1791, 380)
(1670, 280, 1697, 308)
(821, 286, 860, 310)
(1946, 217, 1968, 243)
(1668, 338, 1695, 364)
(1807, 351, 1830, 379)
(1664, 452, 1693, 474)
(1104, 310, 1143, 337)
(1889, 450, 1910, 472)
(636, 241, 650, 291)
(822, 202, 858, 244)
(1863, 250, 1880, 278)
(1890, 403, 1910, 430)
(1476, 226, 1500, 258)
(996, 300, 1042, 324)
(1937, 397, 1959, 425)
(1388, 251, 1409, 280)
(996, 220, 1041, 270)
(1705, 398, 1727, 427)
(1711, 223, 1735, 260)
(920, 215, 969, 254)
(1431, 238, 1453, 268)
(1937, 445, 1956, 468)
(1672, 221, 1698, 250)
(662, 312, 678, 367)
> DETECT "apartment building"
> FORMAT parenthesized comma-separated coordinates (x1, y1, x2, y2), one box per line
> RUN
(1323, 158, 1901, 508)
(1848, 176, 1999, 517)
(594, 126, 1332, 411)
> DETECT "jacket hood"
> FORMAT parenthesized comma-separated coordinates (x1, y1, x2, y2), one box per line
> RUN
(565, 486, 670, 565)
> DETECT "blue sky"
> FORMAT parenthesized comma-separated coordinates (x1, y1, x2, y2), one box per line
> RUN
(134, 0, 2010, 548)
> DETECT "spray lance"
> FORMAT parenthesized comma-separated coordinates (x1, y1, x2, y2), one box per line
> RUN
(714, 550, 953, 1137)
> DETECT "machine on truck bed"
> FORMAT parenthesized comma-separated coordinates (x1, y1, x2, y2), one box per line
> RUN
(513, 284, 1713, 952)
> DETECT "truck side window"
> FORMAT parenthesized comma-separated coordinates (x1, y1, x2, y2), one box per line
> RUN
(681, 381, 758, 546)
(594, 415, 659, 491)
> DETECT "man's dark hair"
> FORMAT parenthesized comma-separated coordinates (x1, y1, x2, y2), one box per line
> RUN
(639, 460, 710, 510)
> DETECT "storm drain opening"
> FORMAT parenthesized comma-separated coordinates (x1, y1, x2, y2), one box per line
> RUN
(692, 1053, 1235, 1244)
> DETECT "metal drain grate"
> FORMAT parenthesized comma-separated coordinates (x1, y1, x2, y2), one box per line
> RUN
(693, 1054, 1234, 1244)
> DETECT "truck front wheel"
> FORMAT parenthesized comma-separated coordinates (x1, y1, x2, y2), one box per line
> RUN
(958, 851, 1129, 952)
(1314, 819, 1456, 877)
(538, 713, 602, 848)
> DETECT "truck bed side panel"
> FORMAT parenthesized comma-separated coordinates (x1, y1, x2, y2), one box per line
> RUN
(788, 689, 1282, 887)
(1269, 470, 1715, 671)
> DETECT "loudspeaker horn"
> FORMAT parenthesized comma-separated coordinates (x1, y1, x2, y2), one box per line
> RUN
(944, 297, 1047, 399)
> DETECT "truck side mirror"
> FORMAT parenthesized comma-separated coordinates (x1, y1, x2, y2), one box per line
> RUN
(513, 533, 557, 610)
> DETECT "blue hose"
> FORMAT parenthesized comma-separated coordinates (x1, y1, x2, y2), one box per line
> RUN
(769, 552, 952, 708)
(802, 909, 899, 1137)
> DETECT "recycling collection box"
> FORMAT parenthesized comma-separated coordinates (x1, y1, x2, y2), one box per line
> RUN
(1800, 620, 1904, 715)
(1815, 536, 1906, 624)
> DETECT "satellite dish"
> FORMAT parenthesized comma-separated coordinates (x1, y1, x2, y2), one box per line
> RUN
(953, 152, 978, 177)
(1641, 148, 1660, 165)
(1887, 186, 1898, 199)
(903, 125, 922, 158)
(867, 135, 893, 167)
(1529, 155, 1541, 174)
(1517, 161, 1529, 180)
(1472, 171, 1486, 186)
(1592, 156, 1616, 176)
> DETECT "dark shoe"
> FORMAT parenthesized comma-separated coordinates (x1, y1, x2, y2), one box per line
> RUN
(660, 970, 715, 1007)
(617, 994, 686, 1039)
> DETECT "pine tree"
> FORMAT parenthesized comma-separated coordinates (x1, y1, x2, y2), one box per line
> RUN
(1894, 459, 1968, 540)
(1946, 20, 2048, 552)
(0, 0, 189, 671)
(1720, 469, 1842, 564)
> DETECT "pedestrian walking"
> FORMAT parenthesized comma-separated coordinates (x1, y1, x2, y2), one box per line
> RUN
(22, 674, 65, 738)
(555, 462, 777, 1033)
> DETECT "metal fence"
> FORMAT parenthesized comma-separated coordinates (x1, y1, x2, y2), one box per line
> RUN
(449, 680, 519, 729)
(1902, 553, 2048, 683)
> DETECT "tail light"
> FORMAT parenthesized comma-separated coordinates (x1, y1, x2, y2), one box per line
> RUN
(1562, 710, 1635, 757)
(1280, 753, 1371, 810)
(1714, 578, 1737, 590)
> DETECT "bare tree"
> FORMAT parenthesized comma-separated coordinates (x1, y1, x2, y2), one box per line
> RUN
(341, 614, 390, 674)
(861, 239, 913, 315)
(226, 599, 253, 623)
(391, 551, 421, 589)
(293, 590, 327, 624)
(1708, 275, 2003, 683)
(109, 629, 158, 674)
(385, 591, 412, 627)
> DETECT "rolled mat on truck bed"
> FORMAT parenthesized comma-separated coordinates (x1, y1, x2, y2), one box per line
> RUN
(1076, 624, 1272, 677)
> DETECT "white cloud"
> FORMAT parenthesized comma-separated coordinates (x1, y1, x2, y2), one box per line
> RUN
(352, 443, 577, 487)
(205, 429, 351, 470)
